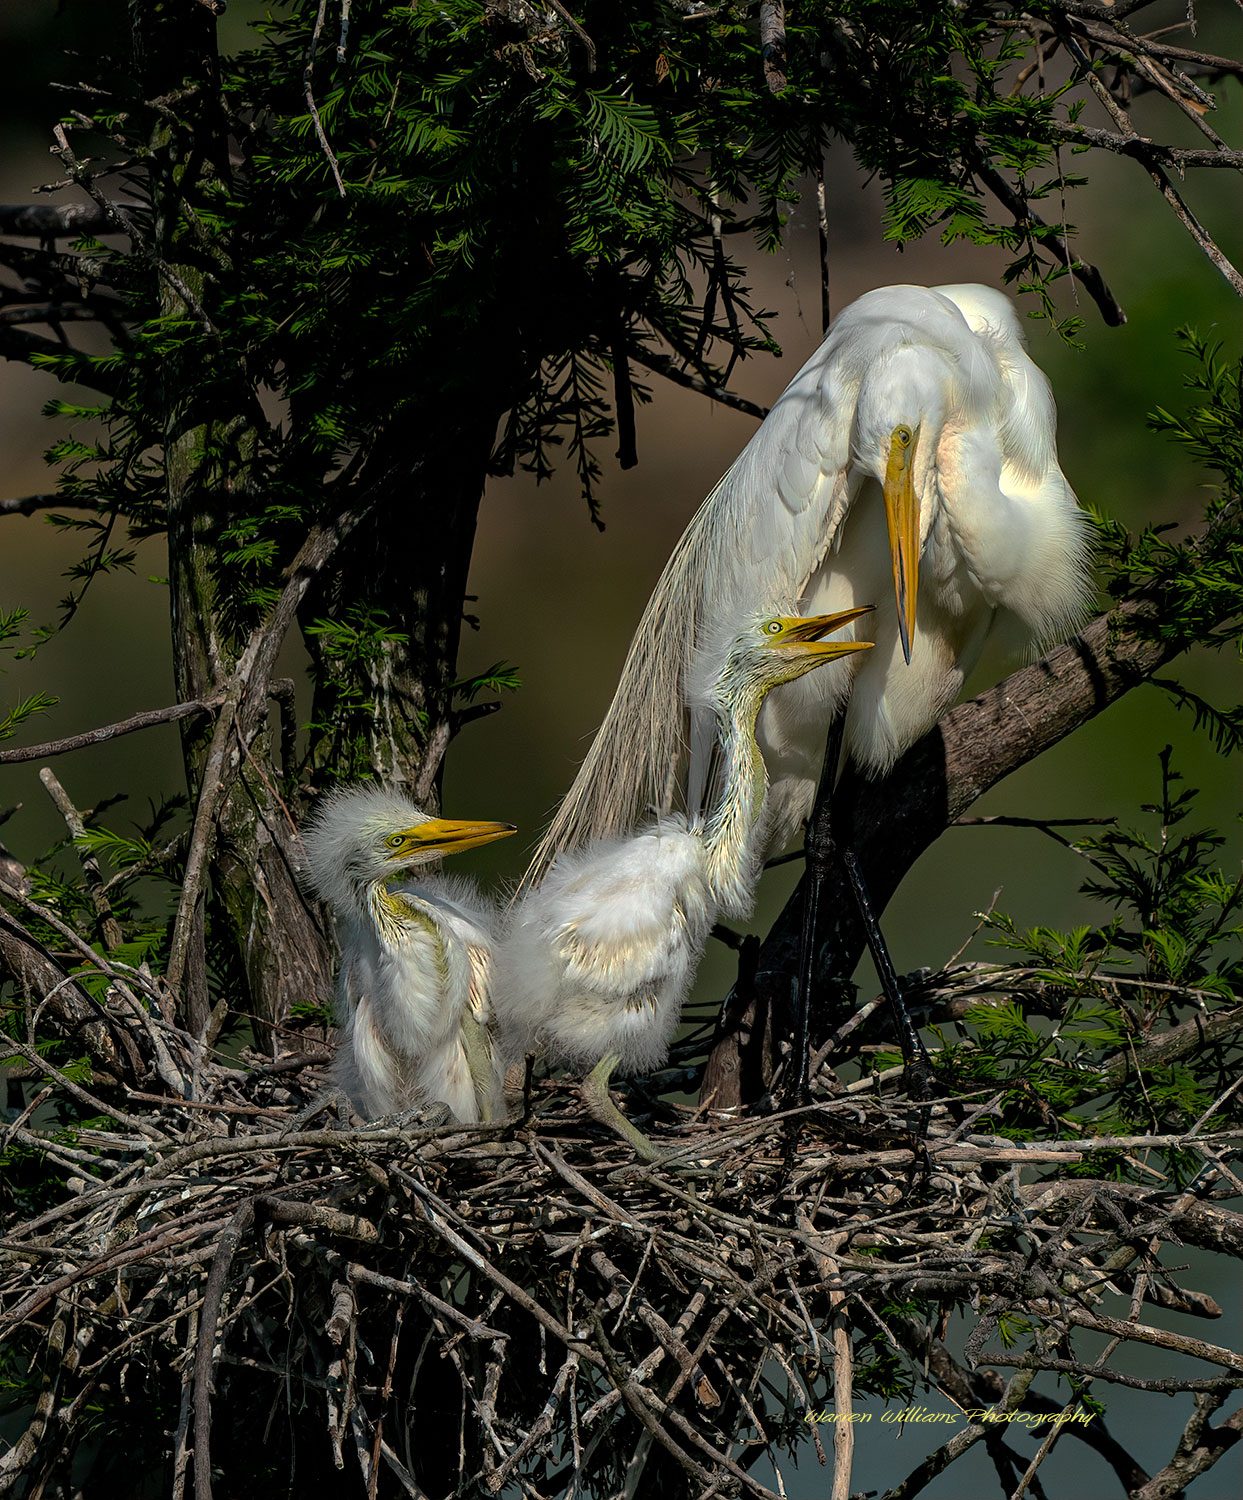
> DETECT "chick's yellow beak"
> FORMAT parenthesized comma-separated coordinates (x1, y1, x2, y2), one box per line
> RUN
(883, 424, 921, 665)
(768, 604, 876, 657)
(399, 819, 517, 857)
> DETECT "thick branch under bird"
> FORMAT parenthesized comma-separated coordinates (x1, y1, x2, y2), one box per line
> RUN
(496, 608, 873, 1158)
(302, 786, 515, 1123)
(524, 282, 1090, 1094)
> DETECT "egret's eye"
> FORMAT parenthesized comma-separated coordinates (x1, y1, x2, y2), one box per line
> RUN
(765, 620, 783, 636)
(895, 425, 913, 446)
(386, 834, 405, 849)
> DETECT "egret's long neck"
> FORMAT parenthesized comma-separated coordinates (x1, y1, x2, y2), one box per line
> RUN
(702, 685, 768, 919)
(366, 878, 444, 956)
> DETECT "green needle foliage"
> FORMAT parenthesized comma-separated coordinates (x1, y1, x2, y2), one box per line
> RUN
(952, 744, 1243, 1158)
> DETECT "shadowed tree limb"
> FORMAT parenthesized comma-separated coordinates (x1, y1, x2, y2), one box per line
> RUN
(1132, 1394, 1243, 1500)
(975, 161, 1127, 326)
(166, 499, 373, 1018)
(0, 324, 119, 393)
(0, 202, 130, 238)
(0, 495, 104, 519)
(628, 348, 769, 422)
(0, 906, 126, 1078)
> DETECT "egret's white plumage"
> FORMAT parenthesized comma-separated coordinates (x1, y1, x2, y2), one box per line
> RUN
(301, 785, 515, 1123)
(496, 610, 872, 1135)
(527, 282, 1089, 881)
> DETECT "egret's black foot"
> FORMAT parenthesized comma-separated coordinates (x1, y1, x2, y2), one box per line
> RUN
(367, 1100, 456, 1132)
(774, 1080, 813, 1115)
(283, 1087, 352, 1135)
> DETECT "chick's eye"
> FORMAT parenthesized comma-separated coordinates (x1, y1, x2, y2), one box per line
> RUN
(386, 834, 404, 849)
(896, 426, 912, 446)
(765, 620, 782, 636)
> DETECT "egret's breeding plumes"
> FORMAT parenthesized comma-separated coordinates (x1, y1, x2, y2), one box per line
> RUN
(529, 283, 1090, 876)
(302, 786, 515, 1124)
(496, 608, 873, 1158)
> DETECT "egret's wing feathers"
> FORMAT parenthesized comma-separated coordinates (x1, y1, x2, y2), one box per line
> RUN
(934, 282, 1091, 647)
(552, 886, 694, 995)
(496, 822, 710, 1076)
(392, 875, 504, 1120)
(465, 940, 493, 1023)
(331, 976, 403, 1121)
(520, 472, 725, 889)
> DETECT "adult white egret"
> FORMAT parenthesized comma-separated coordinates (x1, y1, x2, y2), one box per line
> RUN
(525, 282, 1090, 1096)
(496, 607, 873, 1158)
(302, 786, 516, 1124)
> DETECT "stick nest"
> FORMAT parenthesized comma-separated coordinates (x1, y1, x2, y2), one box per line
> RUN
(3, 993, 1242, 1500)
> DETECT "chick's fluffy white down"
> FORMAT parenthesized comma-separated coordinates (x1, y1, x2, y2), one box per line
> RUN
(496, 821, 712, 1075)
(333, 871, 502, 1123)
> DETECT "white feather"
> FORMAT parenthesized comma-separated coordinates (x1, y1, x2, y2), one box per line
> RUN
(498, 820, 710, 1075)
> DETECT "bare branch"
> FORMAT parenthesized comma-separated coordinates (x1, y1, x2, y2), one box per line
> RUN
(975, 162, 1127, 326)
(759, 3, 788, 93)
(880, 1368, 1039, 1500)
(38, 767, 124, 951)
(1134, 1395, 1243, 1500)
(0, 494, 103, 519)
(167, 498, 373, 1000)
(546, 0, 596, 71)
(0, 697, 223, 765)
(304, 0, 347, 197)
(628, 348, 769, 421)
(0, 202, 131, 238)
(192, 1200, 256, 1500)
(1052, 37, 1243, 296)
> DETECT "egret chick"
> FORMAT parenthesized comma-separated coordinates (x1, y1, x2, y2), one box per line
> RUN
(302, 786, 515, 1124)
(496, 607, 872, 1158)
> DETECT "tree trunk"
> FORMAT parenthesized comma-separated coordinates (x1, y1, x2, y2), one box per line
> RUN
(303, 415, 502, 801)
(139, 0, 332, 1041)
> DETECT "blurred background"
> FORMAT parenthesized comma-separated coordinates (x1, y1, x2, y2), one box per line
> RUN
(1, 3, 1240, 1495)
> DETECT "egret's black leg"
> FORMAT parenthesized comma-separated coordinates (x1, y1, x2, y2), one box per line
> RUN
(842, 847, 933, 1100)
(788, 716, 846, 1102)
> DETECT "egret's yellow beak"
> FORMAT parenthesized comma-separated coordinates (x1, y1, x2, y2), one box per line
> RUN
(883, 424, 921, 665)
(766, 605, 876, 657)
(397, 819, 517, 857)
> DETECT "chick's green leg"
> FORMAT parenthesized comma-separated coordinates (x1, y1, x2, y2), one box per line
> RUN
(460, 1012, 501, 1123)
(582, 1052, 664, 1162)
